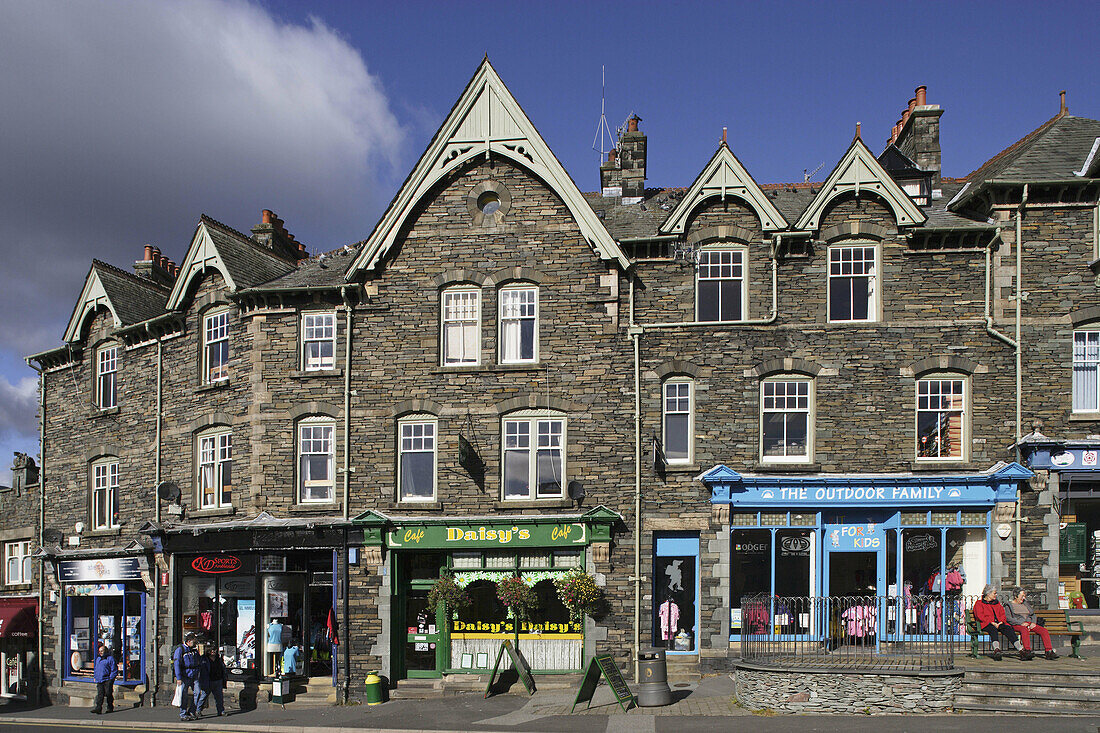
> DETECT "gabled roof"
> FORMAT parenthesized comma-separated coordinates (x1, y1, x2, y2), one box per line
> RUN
(166, 215, 296, 310)
(658, 143, 789, 234)
(951, 113, 1100, 210)
(795, 137, 926, 231)
(63, 260, 169, 343)
(345, 58, 629, 279)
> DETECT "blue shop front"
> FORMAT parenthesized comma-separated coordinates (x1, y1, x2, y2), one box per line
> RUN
(702, 462, 1032, 640)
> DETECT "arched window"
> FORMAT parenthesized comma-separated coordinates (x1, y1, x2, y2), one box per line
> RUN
(90, 457, 119, 530)
(760, 377, 813, 463)
(502, 410, 564, 500)
(498, 284, 538, 364)
(297, 416, 335, 503)
(202, 307, 232, 384)
(915, 374, 967, 461)
(95, 342, 118, 410)
(662, 378, 694, 464)
(441, 286, 481, 366)
(398, 414, 437, 502)
(196, 427, 233, 509)
(696, 247, 747, 322)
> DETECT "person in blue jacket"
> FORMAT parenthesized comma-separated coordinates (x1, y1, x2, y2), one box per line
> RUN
(173, 633, 202, 721)
(90, 644, 118, 715)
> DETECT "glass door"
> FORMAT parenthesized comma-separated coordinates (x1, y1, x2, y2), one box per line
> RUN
(404, 584, 442, 678)
(261, 575, 305, 677)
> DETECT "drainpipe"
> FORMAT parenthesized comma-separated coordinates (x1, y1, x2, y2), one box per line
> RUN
(28, 360, 44, 706)
(151, 327, 163, 705)
(628, 276, 642, 683)
(340, 286, 354, 521)
(1015, 185, 1028, 587)
(983, 230, 1016, 349)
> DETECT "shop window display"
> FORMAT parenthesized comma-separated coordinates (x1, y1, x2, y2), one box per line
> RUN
(64, 586, 144, 683)
(179, 575, 257, 674)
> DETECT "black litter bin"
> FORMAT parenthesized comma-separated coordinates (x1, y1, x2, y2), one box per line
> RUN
(636, 648, 672, 706)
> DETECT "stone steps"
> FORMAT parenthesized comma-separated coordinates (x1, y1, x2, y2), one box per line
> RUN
(955, 668, 1100, 715)
(60, 682, 144, 709)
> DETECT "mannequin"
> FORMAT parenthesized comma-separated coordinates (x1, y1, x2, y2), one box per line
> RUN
(266, 618, 284, 676)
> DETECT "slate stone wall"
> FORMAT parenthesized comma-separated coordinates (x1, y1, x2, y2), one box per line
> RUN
(735, 666, 959, 714)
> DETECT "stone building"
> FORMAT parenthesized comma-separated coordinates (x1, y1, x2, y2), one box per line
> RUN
(18, 60, 1100, 707)
(0, 453, 40, 701)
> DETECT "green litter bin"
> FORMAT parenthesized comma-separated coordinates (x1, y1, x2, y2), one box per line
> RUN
(365, 672, 384, 705)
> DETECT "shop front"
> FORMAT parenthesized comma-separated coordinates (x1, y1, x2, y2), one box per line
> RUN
(1019, 440, 1100, 608)
(154, 516, 345, 682)
(0, 596, 38, 698)
(55, 555, 149, 686)
(703, 462, 1031, 641)
(354, 507, 619, 681)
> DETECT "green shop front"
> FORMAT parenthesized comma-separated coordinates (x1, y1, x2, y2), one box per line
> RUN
(353, 508, 619, 681)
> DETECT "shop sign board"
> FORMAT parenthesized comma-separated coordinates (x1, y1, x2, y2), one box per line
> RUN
(387, 521, 587, 549)
(571, 654, 635, 713)
(59, 558, 143, 583)
(191, 555, 242, 574)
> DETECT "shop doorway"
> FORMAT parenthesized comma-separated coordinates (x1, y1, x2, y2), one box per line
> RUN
(828, 552, 878, 597)
(393, 553, 444, 680)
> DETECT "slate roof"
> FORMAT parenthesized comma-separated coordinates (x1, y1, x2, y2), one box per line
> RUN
(90, 259, 169, 326)
(952, 113, 1100, 210)
(920, 179, 993, 231)
(199, 215, 297, 289)
(254, 245, 361, 290)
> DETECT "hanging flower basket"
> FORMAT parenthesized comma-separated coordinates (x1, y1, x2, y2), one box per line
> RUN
(496, 576, 538, 620)
(554, 570, 605, 623)
(426, 573, 471, 615)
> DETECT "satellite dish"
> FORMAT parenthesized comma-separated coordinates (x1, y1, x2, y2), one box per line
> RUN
(568, 481, 585, 501)
(157, 481, 181, 503)
(43, 528, 62, 544)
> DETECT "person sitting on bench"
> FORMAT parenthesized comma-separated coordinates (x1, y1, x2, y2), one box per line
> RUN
(973, 584, 1024, 660)
(1004, 587, 1059, 660)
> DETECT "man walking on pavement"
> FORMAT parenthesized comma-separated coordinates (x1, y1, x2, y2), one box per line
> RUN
(90, 644, 117, 715)
(173, 633, 202, 721)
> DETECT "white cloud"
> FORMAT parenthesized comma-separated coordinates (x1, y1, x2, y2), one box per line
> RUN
(0, 0, 407, 356)
(0, 375, 39, 486)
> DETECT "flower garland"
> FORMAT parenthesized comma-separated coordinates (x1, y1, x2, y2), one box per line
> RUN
(453, 571, 512, 588)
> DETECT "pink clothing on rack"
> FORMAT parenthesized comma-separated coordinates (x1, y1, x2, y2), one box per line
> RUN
(840, 605, 877, 637)
(658, 600, 680, 640)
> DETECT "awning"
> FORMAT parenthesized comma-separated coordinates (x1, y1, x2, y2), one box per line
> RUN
(0, 599, 38, 639)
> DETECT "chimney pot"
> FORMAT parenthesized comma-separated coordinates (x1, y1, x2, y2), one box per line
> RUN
(721, 127, 728, 144)
(901, 108, 911, 127)
(908, 98, 917, 114)
(892, 124, 900, 140)
(607, 148, 617, 162)
(627, 115, 639, 133)
(152, 246, 161, 258)
(1060, 90, 1067, 113)
(143, 245, 154, 261)
(262, 209, 274, 225)
(915, 85, 927, 106)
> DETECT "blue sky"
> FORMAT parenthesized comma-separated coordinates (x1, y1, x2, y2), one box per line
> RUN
(0, 0, 1097, 483)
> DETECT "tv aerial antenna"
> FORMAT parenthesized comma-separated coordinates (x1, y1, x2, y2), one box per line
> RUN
(803, 161, 825, 182)
(592, 66, 616, 162)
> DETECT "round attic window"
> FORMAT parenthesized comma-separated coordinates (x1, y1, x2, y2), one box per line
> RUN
(477, 191, 501, 215)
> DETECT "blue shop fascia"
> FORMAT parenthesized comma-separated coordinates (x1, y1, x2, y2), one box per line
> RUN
(1019, 434, 1100, 608)
(700, 462, 1033, 638)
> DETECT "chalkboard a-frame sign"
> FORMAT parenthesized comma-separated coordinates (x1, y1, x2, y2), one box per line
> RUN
(483, 639, 536, 698)
(571, 655, 636, 713)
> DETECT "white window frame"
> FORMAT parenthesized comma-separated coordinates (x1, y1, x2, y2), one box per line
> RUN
(441, 287, 481, 366)
(96, 344, 117, 410)
(915, 375, 968, 461)
(297, 417, 335, 504)
(301, 311, 337, 372)
(662, 379, 694, 465)
(397, 416, 438, 502)
(827, 244, 879, 323)
(4, 540, 32, 585)
(196, 428, 233, 509)
(1073, 329, 1100, 412)
(760, 377, 814, 464)
(498, 285, 539, 364)
(501, 411, 565, 500)
(203, 308, 231, 384)
(91, 458, 120, 530)
(695, 247, 748, 323)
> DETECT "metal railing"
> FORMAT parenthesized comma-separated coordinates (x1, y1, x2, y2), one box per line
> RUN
(739, 594, 960, 671)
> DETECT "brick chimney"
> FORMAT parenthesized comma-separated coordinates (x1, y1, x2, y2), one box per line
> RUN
(893, 85, 943, 187)
(251, 209, 307, 261)
(619, 115, 647, 204)
(600, 148, 622, 198)
(133, 245, 177, 287)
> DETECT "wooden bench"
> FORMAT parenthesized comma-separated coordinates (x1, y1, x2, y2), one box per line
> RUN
(965, 608, 1084, 658)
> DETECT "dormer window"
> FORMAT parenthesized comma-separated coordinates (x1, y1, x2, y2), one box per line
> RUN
(900, 178, 931, 206)
(96, 344, 118, 410)
(203, 309, 231, 383)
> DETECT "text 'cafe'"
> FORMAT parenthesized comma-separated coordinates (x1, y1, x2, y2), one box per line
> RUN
(701, 462, 1033, 637)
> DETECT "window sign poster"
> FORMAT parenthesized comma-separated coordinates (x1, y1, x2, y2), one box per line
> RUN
(268, 592, 288, 619)
(237, 599, 256, 664)
(74, 617, 90, 630)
